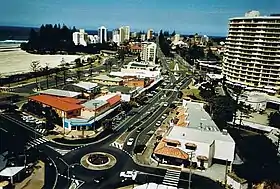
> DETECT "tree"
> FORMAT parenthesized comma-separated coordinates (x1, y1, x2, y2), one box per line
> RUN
(268, 111, 280, 128)
(76, 68, 82, 80)
(44, 63, 50, 89)
(171, 30, 176, 37)
(208, 96, 235, 129)
(206, 48, 215, 60)
(30, 61, 41, 90)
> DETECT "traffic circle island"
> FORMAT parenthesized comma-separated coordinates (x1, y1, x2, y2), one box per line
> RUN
(80, 152, 117, 170)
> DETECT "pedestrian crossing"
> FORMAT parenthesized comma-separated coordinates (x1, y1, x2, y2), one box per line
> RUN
(110, 142, 123, 150)
(35, 128, 46, 134)
(162, 169, 181, 187)
(26, 137, 49, 149)
(58, 173, 84, 188)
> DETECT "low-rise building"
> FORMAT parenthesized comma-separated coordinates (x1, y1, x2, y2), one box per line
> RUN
(39, 89, 81, 98)
(153, 99, 235, 170)
(92, 75, 123, 86)
(28, 95, 83, 118)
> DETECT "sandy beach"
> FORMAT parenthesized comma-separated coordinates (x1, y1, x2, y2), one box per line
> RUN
(0, 44, 80, 75)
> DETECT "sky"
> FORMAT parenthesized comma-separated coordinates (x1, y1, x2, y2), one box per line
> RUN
(1, 0, 279, 36)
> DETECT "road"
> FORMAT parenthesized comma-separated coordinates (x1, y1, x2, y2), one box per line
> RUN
(0, 46, 223, 188)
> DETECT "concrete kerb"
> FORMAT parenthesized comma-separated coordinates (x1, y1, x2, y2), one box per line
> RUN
(80, 152, 117, 171)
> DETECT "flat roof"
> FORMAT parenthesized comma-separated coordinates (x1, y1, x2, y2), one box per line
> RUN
(184, 101, 220, 131)
(92, 75, 123, 82)
(73, 81, 98, 91)
(168, 126, 234, 144)
(82, 99, 108, 109)
(39, 89, 81, 98)
(230, 16, 280, 20)
(107, 86, 132, 94)
(29, 95, 83, 112)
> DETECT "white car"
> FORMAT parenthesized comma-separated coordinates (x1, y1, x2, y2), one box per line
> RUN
(126, 138, 134, 146)
(120, 170, 138, 180)
(66, 78, 74, 82)
(84, 73, 89, 77)
(163, 102, 169, 107)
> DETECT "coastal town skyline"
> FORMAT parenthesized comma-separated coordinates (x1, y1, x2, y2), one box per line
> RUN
(0, 0, 278, 36)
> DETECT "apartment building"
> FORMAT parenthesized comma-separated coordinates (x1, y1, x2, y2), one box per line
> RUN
(112, 29, 120, 45)
(223, 11, 280, 94)
(141, 42, 157, 63)
(119, 26, 130, 44)
(147, 29, 153, 40)
(72, 29, 88, 46)
(98, 26, 107, 43)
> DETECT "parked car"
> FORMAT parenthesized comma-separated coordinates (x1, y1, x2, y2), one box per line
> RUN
(163, 102, 169, 107)
(126, 138, 134, 146)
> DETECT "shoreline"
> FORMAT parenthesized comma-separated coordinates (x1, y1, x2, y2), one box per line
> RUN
(0, 44, 81, 76)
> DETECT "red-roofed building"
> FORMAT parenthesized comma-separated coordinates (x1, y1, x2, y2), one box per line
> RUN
(28, 95, 83, 118)
(129, 44, 142, 54)
(106, 94, 121, 106)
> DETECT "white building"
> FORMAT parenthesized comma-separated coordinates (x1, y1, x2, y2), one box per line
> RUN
(98, 26, 107, 43)
(141, 34, 146, 41)
(72, 29, 88, 46)
(223, 11, 280, 94)
(147, 29, 153, 40)
(131, 32, 137, 38)
(153, 99, 235, 170)
(141, 42, 157, 63)
(110, 61, 161, 79)
(174, 34, 180, 42)
(112, 29, 120, 45)
(119, 26, 130, 44)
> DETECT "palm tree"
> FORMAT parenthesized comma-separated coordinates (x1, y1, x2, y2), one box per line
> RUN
(76, 68, 82, 80)
(44, 63, 50, 89)
(30, 61, 41, 90)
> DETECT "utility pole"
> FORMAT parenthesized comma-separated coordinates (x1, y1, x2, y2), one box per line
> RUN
(92, 102, 98, 131)
(224, 159, 228, 187)
(188, 151, 193, 189)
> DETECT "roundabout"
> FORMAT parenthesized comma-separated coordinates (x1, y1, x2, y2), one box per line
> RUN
(80, 152, 117, 170)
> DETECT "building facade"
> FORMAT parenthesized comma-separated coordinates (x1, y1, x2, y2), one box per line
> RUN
(119, 26, 130, 44)
(72, 29, 88, 46)
(141, 42, 157, 63)
(222, 11, 280, 94)
(147, 29, 153, 40)
(98, 26, 107, 43)
(141, 34, 146, 42)
(112, 29, 120, 45)
(174, 34, 180, 42)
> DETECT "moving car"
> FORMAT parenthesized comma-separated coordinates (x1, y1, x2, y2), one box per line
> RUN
(120, 170, 138, 180)
(126, 138, 134, 146)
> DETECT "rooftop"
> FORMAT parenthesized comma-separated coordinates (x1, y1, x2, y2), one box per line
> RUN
(183, 101, 220, 131)
(92, 75, 123, 82)
(154, 140, 189, 160)
(95, 93, 121, 106)
(39, 89, 81, 98)
(29, 95, 83, 112)
(73, 81, 98, 91)
(82, 99, 108, 110)
(107, 86, 133, 94)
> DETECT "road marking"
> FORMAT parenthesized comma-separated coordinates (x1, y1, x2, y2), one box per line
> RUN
(162, 169, 181, 187)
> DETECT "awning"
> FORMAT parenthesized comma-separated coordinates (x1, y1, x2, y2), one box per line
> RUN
(0, 166, 25, 177)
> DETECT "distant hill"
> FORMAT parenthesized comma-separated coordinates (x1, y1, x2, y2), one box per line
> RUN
(0, 26, 39, 41)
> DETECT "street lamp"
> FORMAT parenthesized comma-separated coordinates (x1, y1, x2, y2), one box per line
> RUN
(187, 151, 194, 189)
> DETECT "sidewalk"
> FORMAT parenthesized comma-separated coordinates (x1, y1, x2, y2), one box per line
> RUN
(15, 161, 44, 189)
